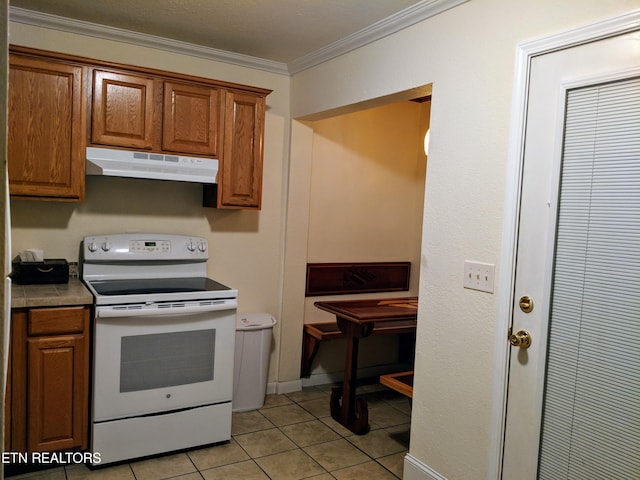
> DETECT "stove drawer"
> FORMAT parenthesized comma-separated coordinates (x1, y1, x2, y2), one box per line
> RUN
(28, 306, 88, 336)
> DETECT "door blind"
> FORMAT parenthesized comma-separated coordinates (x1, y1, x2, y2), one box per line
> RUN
(538, 76, 640, 479)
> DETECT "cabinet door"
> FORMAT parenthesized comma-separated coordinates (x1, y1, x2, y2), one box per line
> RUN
(163, 82, 222, 156)
(92, 70, 159, 149)
(27, 333, 88, 452)
(218, 91, 266, 209)
(8, 55, 85, 200)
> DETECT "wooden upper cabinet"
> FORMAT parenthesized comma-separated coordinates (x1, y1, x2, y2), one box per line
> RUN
(91, 70, 158, 149)
(92, 73, 223, 157)
(162, 82, 223, 156)
(218, 91, 266, 209)
(9, 46, 271, 209)
(8, 54, 85, 201)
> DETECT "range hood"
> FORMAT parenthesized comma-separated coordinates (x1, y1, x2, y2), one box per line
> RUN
(86, 147, 218, 184)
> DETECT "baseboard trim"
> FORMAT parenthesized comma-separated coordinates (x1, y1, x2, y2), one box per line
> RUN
(271, 379, 302, 395)
(404, 454, 448, 480)
(266, 382, 277, 395)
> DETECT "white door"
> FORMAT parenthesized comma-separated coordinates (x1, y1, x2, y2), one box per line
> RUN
(501, 24, 640, 479)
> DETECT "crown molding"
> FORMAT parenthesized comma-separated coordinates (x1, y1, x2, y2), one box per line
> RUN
(287, 0, 469, 74)
(8, 6, 290, 75)
(9, 0, 469, 76)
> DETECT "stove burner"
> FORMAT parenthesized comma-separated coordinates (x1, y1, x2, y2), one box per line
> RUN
(89, 277, 231, 296)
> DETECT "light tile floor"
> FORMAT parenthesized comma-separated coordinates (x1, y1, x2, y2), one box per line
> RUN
(8, 382, 411, 480)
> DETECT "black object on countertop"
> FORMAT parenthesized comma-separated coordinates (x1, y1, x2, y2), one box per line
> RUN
(11, 258, 69, 285)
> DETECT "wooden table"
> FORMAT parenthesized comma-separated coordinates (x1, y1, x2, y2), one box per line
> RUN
(314, 297, 418, 435)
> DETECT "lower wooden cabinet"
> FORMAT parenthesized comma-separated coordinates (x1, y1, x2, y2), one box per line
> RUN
(6, 306, 91, 453)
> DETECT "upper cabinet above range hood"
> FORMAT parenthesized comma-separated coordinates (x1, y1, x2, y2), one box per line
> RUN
(86, 147, 218, 184)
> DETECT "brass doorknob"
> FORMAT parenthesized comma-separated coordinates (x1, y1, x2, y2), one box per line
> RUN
(509, 330, 532, 349)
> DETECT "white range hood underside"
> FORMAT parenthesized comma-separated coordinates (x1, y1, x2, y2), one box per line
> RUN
(86, 147, 218, 184)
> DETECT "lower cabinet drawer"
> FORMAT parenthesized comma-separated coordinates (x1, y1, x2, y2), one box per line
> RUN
(28, 307, 88, 336)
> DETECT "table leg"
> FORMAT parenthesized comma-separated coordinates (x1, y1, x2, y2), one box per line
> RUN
(330, 318, 371, 435)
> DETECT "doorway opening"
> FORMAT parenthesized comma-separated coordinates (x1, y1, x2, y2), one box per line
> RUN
(298, 86, 431, 386)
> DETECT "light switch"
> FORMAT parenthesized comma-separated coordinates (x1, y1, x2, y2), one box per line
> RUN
(463, 261, 495, 293)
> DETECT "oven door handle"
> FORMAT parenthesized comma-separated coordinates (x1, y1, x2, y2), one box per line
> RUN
(95, 301, 238, 318)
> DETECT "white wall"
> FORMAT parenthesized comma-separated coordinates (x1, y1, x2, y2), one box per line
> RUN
(288, 0, 637, 478)
(306, 102, 427, 268)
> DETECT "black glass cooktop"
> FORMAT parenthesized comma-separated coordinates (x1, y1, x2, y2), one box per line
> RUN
(89, 277, 231, 296)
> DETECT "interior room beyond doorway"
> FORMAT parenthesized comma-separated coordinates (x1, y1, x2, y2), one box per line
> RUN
(301, 92, 431, 386)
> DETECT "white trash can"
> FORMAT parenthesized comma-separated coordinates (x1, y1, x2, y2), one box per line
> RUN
(233, 313, 276, 412)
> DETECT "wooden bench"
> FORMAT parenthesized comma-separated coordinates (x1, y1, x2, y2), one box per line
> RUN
(380, 371, 414, 398)
(300, 319, 416, 377)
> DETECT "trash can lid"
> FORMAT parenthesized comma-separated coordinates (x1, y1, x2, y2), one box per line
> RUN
(236, 313, 277, 330)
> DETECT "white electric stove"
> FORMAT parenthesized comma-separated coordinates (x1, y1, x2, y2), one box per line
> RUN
(82, 233, 237, 465)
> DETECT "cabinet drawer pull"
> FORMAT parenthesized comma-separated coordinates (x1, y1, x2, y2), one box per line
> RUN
(36, 267, 54, 273)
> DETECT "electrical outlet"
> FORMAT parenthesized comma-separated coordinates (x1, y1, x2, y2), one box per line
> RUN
(463, 261, 495, 293)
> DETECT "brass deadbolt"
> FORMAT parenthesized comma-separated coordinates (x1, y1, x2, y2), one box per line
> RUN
(519, 295, 534, 313)
(509, 330, 532, 349)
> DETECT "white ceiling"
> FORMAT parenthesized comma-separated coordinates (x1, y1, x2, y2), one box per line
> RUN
(9, 0, 463, 74)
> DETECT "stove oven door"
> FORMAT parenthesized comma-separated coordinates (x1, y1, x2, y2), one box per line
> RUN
(92, 301, 236, 422)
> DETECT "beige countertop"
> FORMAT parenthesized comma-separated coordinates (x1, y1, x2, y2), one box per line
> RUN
(11, 279, 94, 309)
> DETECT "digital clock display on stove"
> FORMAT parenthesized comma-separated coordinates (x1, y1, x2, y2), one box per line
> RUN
(130, 240, 171, 252)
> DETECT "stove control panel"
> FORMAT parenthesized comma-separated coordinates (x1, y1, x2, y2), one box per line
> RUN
(83, 234, 208, 261)
(130, 239, 172, 253)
